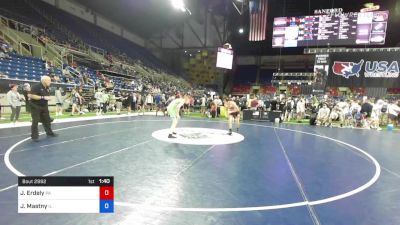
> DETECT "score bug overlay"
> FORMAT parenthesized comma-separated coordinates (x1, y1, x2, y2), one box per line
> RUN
(18, 176, 114, 213)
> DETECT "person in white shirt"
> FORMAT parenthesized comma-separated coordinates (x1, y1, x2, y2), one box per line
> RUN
(200, 95, 206, 116)
(371, 99, 384, 130)
(341, 100, 352, 127)
(329, 104, 342, 127)
(336, 99, 348, 126)
(213, 96, 223, 117)
(55, 87, 64, 116)
(350, 100, 361, 115)
(317, 104, 330, 126)
(388, 100, 400, 126)
(296, 96, 306, 122)
(94, 89, 104, 116)
(145, 93, 153, 112)
(7, 84, 24, 123)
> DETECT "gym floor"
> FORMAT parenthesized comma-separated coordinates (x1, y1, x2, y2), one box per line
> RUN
(0, 115, 399, 225)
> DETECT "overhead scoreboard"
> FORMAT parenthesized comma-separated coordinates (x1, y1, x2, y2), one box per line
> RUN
(18, 176, 114, 213)
(272, 10, 389, 48)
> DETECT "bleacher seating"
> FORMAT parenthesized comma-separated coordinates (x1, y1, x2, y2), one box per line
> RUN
(261, 85, 276, 94)
(0, 2, 205, 95)
(231, 84, 251, 95)
(33, 0, 172, 73)
(0, 53, 46, 81)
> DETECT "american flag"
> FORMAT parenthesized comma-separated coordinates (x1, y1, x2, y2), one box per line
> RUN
(249, 0, 268, 41)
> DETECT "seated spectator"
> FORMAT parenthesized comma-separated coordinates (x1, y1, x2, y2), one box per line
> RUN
(0, 48, 11, 60)
(388, 100, 400, 126)
(317, 104, 330, 126)
(328, 104, 342, 127)
(0, 71, 8, 78)
(50, 74, 61, 83)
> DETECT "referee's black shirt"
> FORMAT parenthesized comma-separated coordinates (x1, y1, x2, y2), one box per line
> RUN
(30, 83, 50, 107)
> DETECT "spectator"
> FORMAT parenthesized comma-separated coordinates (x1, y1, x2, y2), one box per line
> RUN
(371, 99, 383, 130)
(388, 100, 400, 126)
(145, 93, 153, 112)
(284, 97, 295, 121)
(296, 96, 306, 122)
(114, 91, 123, 114)
(200, 95, 206, 116)
(22, 83, 31, 113)
(0, 50, 10, 60)
(94, 89, 104, 116)
(0, 95, 4, 120)
(317, 104, 330, 126)
(0, 71, 8, 78)
(70, 89, 83, 116)
(328, 104, 342, 127)
(7, 84, 24, 124)
(55, 87, 64, 116)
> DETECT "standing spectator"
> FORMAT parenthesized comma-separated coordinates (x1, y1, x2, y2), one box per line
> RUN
(284, 97, 295, 121)
(55, 87, 64, 116)
(102, 91, 110, 114)
(360, 98, 373, 125)
(137, 93, 144, 115)
(296, 96, 306, 122)
(94, 89, 104, 116)
(0, 95, 4, 120)
(371, 99, 383, 130)
(200, 95, 206, 116)
(115, 91, 123, 114)
(154, 93, 164, 116)
(145, 93, 153, 112)
(7, 84, 24, 124)
(28, 76, 57, 141)
(270, 97, 278, 111)
(22, 83, 31, 113)
(127, 92, 136, 114)
(70, 89, 83, 116)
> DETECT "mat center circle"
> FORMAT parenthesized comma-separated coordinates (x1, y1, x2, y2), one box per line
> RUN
(152, 127, 245, 145)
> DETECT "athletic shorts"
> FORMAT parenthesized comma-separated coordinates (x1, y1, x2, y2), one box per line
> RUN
(389, 114, 398, 121)
(167, 108, 178, 119)
(229, 111, 239, 118)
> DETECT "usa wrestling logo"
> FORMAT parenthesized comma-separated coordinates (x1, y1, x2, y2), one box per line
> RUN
(332, 60, 364, 79)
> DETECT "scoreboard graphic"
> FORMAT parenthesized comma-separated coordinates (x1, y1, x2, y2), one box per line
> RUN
(18, 177, 114, 213)
(272, 10, 389, 47)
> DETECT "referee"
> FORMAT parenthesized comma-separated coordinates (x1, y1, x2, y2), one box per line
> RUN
(29, 76, 57, 142)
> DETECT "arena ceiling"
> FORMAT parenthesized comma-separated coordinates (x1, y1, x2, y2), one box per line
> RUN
(74, 0, 400, 55)
(74, 0, 226, 38)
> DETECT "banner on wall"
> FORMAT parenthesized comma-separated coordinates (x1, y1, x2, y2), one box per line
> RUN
(327, 52, 400, 88)
(313, 54, 330, 93)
